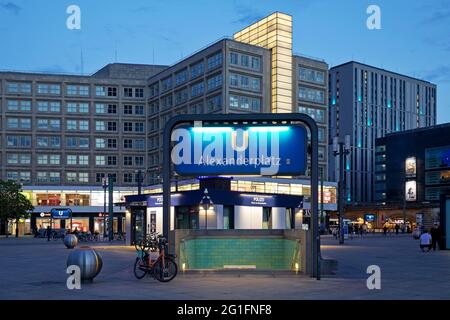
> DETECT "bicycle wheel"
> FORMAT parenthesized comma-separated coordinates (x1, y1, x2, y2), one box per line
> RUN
(153, 257, 178, 282)
(133, 257, 148, 279)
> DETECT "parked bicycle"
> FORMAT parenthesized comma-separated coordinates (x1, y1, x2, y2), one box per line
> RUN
(133, 234, 178, 282)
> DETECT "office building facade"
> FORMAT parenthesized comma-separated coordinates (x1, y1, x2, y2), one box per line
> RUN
(0, 12, 335, 236)
(328, 61, 437, 205)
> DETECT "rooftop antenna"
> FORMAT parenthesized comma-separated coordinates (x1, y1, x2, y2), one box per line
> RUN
(80, 47, 84, 75)
(114, 40, 118, 62)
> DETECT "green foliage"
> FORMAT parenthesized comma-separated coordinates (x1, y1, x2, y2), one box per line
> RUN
(0, 180, 34, 224)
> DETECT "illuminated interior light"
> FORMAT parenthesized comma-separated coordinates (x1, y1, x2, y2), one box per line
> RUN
(247, 126, 290, 132)
(191, 127, 233, 133)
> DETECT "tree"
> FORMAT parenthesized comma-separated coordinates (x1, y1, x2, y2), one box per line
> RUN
(0, 180, 34, 237)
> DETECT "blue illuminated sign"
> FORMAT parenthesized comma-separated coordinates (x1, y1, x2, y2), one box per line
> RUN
(365, 214, 376, 222)
(51, 208, 72, 219)
(171, 125, 307, 176)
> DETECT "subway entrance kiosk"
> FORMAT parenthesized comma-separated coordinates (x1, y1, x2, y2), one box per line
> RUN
(127, 113, 321, 278)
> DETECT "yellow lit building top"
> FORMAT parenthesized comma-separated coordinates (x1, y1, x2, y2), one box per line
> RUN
(234, 12, 293, 114)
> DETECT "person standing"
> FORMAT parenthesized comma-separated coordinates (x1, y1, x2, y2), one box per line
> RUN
(383, 224, 388, 236)
(395, 224, 400, 235)
(46, 225, 51, 242)
(430, 223, 441, 251)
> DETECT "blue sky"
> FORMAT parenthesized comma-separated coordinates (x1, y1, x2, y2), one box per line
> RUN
(1, 0, 449, 123)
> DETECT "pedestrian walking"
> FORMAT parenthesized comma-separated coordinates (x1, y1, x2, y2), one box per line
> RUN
(419, 229, 432, 252)
(430, 223, 442, 251)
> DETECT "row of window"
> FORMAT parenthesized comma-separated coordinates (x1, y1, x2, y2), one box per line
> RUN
(150, 52, 223, 96)
(298, 67, 325, 85)
(5, 82, 144, 98)
(7, 154, 144, 166)
(5, 171, 144, 184)
(5, 119, 145, 132)
(229, 52, 261, 71)
(229, 73, 261, 92)
(6, 136, 145, 149)
(298, 86, 325, 104)
(5, 100, 144, 115)
(229, 95, 261, 112)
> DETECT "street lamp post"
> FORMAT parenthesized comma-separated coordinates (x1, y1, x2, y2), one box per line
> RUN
(102, 177, 108, 239)
(333, 135, 351, 245)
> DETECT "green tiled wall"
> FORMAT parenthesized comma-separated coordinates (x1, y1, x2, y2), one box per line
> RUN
(179, 238, 300, 270)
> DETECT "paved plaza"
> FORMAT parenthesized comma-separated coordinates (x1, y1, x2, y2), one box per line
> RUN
(0, 234, 449, 300)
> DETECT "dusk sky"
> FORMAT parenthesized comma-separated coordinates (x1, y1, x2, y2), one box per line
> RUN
(1, 0, 449, 123)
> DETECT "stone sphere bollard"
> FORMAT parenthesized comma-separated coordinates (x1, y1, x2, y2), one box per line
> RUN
(63, 234, 78, 249)
(67, 246, 103, 282)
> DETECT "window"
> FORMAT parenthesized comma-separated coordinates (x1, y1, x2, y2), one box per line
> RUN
(135, 105, 144, 115)
(37, 136, 60, 148)
(175, 69, 188, 86)
(161, 77, 172, 92)
(96, 156, 106, 166)
(107, 139, 117, 149)
(298, 87, 325, 104)
(67, 120, 77, 130)
(175, 88, 188, 105)
(251, 56, 261, 70)
(123, 139, 133, 149)
(7, 136, 31, 148)
(149, 83, 159, 98)
(49, 172, 60, 183)
(207, 52, 222, 70)
(49, 155, 60, 165)
(229, 73, 260, 92)
(107, 104, 117, 114)
(7, 118, 31, 129)
(187, 82, 202, 99)
(207, 74, 222, 91)
(124, 156, 133, 166)
(230, 52, 238, 65)
(251, 98, 261, 111)
(230, 74, 239, 86)
(96, 86, 106, 96)
(7, 82, 31, 94)
(96, 173, 105, 183)
(96, 121, 106, 131)
(298, 106, 325, 123)
(95, 104, 106, 114)
(107, 122, 117, 131)
(66, 137, 77, 148)
(95, 86, 117, 97)
(37, 172, 49, 183)
(67, 102, 89, 113)
(124, 173, 134, 183)
(191, 61, 204, 78)
(37, 101, 61, 112)
(67, 85, 89, 96)
(135, 123, 144, 132)
(67, 155, 77, 165)
(107, 156, 117, 166)
(7, 100, 31, 112)
(135, 139, 145, 150)
(79, 155, 89, 165)
(66, 172, 77, 182)
(79, 120, 89, 131)
(37, 83, 61, 95)
(230, 95, 239, 108)
(206, 95, 222, 113)
(124, 105, 133, 114)
(124, 122, 133, 132)
(240, 96, 249, 109)
(79, 137, 89, 148)
(96, 138, 105, 148)
(299, 67, 325, 84)
(135, 156, 144, 166)
(7, 154, 31, 165)
(241, 55, 249, 67)
(37, 155, 49, 165)
(135, 88, 144, 98)
(161, 94, 173, 109)
(124, 87, 133, 97)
